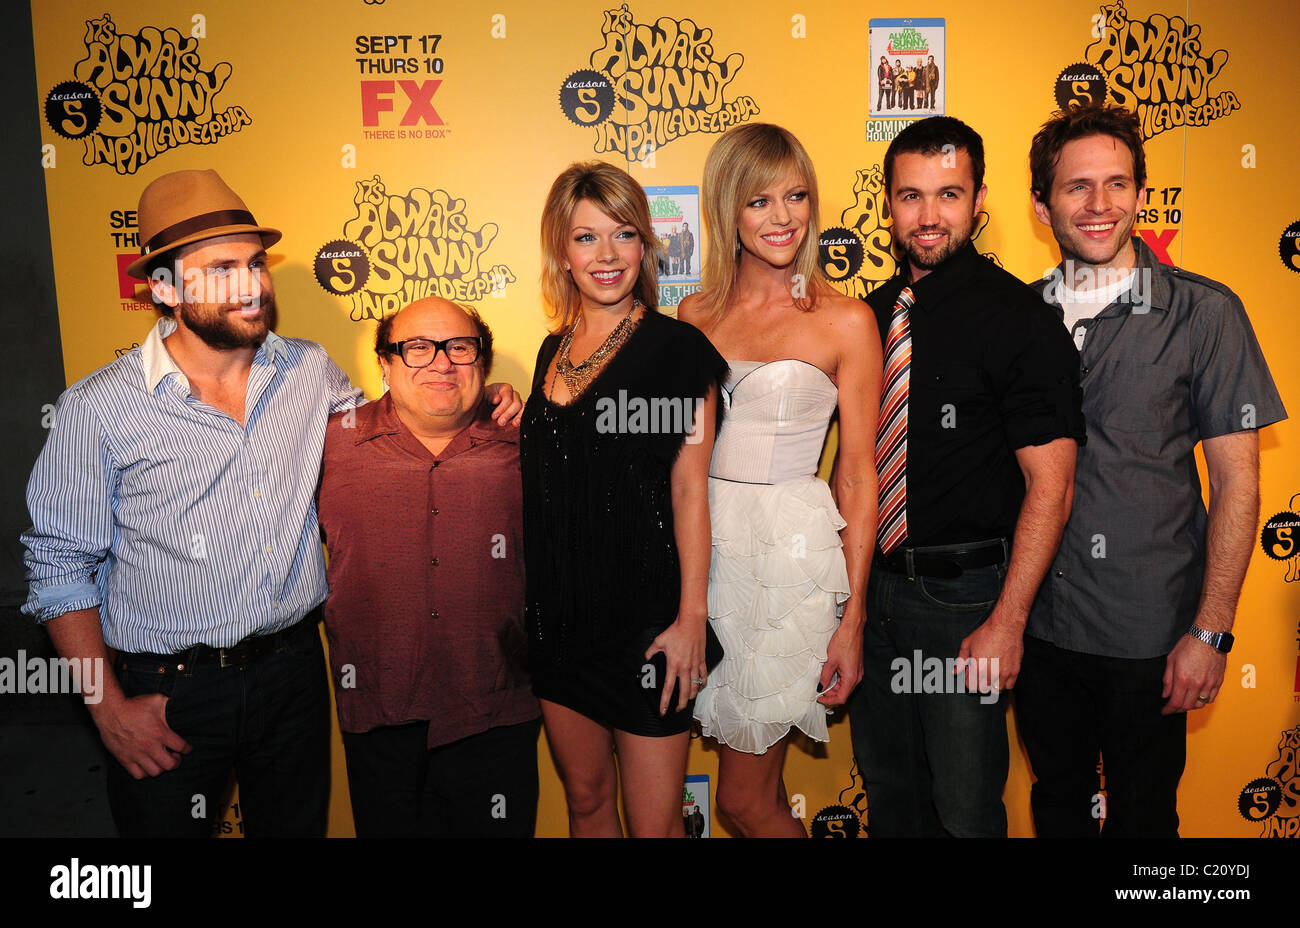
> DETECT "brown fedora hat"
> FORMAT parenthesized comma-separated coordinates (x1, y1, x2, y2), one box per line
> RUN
(126, 169, 281, 279)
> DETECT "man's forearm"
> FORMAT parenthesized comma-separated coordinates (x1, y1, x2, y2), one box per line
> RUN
(1193, 472, 1258, 635)
(44, 607, 126, 718)
(994, 481, 1072, 625)
(1193, 430, 1262, 636)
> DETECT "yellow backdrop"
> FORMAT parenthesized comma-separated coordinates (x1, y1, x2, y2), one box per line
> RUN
(30, 0, 1299, 837)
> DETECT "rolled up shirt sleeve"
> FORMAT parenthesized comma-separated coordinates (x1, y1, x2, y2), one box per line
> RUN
(21, 386, 118, 622)
(996, 292, 1087, 451)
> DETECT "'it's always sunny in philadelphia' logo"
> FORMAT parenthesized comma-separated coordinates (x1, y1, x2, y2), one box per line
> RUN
(1259, 493, 1300, 584)
(559, 4, 759, 161)
(42, 14, 251, 175)
(1238, 727, 1300, 837)
(314, 175, 516, 322)
(1080, 1, 1238, 139)
(819, 166, 898, 301)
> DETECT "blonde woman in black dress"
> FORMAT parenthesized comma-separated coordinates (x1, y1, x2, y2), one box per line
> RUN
(521, 162, 727, 837)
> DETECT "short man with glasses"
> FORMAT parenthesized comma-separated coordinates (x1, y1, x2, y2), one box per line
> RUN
(317, 296, 540, 837)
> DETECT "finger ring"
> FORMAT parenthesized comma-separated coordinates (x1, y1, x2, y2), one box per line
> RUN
(1196, 695, 1210, 702)
(691, 678, 706, 685)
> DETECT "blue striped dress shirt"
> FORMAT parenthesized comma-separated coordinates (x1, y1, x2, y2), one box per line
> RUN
(21, 318, 364, 653)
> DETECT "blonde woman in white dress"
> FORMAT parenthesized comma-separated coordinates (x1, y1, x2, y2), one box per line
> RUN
(679, 123, 881, 837)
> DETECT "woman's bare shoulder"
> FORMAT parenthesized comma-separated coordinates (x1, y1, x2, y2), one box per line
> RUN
(676, 291, 708, 328)
(817, 289, 879, 335)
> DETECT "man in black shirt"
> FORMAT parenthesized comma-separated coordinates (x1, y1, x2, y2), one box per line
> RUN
(845, 117, 1085, 837)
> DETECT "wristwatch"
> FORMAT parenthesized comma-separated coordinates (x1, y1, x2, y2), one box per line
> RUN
(1187, 624, 1234, 653)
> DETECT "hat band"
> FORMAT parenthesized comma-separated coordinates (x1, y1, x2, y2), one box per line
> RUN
(141, 209, 259, 257)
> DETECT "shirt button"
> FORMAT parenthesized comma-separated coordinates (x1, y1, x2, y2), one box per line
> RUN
(1054, 569, 1064, 577)
(254, 490, 262, 499)
(432, 508, 440, 515)
(266, 545, 274, 554)
(431, 462, 439, 469)
(431, 557, 440, 566)
(273, 600, 280, 608)
(1082, 367, 1090, 375)
(431, 610, 440, 620)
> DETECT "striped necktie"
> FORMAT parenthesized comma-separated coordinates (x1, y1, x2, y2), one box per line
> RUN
(876, 286, 914, 555)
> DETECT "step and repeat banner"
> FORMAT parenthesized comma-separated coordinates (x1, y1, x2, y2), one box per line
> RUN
(29, 0, 1299, 837)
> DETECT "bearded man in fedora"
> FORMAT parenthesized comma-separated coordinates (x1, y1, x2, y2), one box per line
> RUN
(20, 170, 520, 837)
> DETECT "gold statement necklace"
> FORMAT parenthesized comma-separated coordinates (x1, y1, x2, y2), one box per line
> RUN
(554, 301, 641, 398)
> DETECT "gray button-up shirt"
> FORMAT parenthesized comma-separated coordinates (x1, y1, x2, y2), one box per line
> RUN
(1028, 238, 1287, 658)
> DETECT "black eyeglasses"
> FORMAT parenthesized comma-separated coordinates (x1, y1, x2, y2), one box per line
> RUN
(382, 336, 483, 368)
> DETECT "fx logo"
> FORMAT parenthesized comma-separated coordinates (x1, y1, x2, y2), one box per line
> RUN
(361, 80, 443, 126)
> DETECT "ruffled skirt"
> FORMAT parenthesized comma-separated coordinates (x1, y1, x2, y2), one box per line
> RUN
(693, 475, 850, 754)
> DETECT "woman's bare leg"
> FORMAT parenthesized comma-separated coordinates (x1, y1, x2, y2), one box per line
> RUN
(540, 699, 622, 837)
(715, 738, 806, 837)
(613, 729, 690, 838)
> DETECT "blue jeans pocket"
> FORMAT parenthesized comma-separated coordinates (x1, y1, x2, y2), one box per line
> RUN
(114, 656, 186, 730)
(915, 564, 1003, 610)
(115, 657, 176, 696)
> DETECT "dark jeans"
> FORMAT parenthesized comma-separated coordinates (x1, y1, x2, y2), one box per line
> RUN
(1016, 634, 1186, 837)
(847, 561, 1010, 837)
(106, 617, 330, 838)
(342, 717, 541, 838)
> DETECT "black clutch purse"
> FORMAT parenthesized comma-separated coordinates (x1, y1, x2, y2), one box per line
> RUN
(634, 622, 725, 715)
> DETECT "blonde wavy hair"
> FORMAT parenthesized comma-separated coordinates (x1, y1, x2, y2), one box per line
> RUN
(539, 161, 662, 331)
(696, 123, 831, 327)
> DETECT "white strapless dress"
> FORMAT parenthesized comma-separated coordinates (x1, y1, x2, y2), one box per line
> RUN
(692, 360, 850, 754)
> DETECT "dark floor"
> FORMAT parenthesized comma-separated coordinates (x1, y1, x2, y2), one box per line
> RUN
(0, 606, 117, 837)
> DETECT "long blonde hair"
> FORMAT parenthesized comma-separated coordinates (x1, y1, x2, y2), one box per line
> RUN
(697, 123, 830, 327)
(539, 161, 662, 331)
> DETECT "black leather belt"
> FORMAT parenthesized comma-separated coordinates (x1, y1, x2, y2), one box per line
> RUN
(874, 538, 1009, 580)
(121, 606, 321, 670)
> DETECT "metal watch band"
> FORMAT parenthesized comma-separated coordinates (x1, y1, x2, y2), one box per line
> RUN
(1187, 624, 1233, 653)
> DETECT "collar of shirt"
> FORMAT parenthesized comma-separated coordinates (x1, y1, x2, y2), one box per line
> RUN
(141, 316, 288, 393)
(1040, 236, 1173, 319)
(904, 240, 988, 310)
(350, 392, 519, 456)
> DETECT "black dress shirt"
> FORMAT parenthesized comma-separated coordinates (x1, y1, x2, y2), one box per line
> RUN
(866, 241, 1085, 548)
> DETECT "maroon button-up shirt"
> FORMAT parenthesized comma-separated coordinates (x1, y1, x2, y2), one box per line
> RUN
(318, 394, 537, 748)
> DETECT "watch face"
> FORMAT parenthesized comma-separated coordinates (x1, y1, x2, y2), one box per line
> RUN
(1217, 632, 1235, 653)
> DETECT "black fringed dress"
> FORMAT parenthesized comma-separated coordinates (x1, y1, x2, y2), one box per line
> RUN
(521, 309, 728, 736)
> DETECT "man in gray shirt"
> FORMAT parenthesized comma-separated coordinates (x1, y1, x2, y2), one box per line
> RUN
(1018, 104, 1287, 836)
